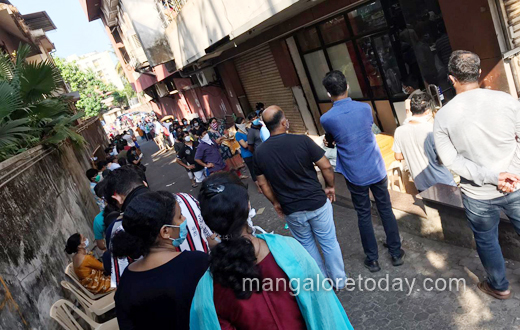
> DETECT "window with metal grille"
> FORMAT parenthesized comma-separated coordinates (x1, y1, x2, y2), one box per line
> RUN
(161, 0, 188, 22)
(131, 34, 142, 49)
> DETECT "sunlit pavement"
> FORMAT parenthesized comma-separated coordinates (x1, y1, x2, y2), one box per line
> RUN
(140, 138, 520, 330)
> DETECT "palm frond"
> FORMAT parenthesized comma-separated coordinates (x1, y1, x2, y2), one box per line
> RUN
(20, 60, 58, 104)
(14, 43, 31, 70)
(0, 118, 37, 148)
(0, 52, 14, 81)
(31, 98, 70, 121)
(43, 125, 85, 146)
(0, 81, 23, 121)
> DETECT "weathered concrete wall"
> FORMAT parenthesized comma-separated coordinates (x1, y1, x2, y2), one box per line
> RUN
(0, 118, 107, 329)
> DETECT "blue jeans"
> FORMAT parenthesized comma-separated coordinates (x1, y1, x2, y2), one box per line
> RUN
(462, 190, 520, 291)
(285, 200, 347, 288)
(346, 176, 402, 261)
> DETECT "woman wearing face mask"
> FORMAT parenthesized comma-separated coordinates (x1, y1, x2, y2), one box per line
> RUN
(112, 191, 209, 330)
(190, 173, 354, 330)
(190, 118, 205, 140)
(64, 233, 112, 294)
(181, 118, 191, 131)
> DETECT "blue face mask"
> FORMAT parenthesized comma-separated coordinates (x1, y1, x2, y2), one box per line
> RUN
(164, 220, 188, 247)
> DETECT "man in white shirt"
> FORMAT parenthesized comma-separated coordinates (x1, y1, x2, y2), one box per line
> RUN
(393, 91, 456, 192)
(122, 131, 135, 147)
(153, 120, 167, 151)
(434, 50, 520, 300)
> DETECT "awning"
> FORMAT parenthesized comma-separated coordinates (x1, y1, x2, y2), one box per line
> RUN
(79, 0, 102, 22)
(21, 11, 57, 32)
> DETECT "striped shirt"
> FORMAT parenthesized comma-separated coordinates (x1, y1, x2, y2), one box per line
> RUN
(110, 193, 212, 287)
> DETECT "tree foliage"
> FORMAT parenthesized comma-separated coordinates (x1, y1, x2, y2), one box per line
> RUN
(54, 57, 113, 118)
(111, 90, 127, 108)
(0, 44, 85, 161)
(123, 82, 136, 100)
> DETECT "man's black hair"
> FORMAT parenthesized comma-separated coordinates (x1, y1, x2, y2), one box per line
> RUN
(247, 112, 257, 121)
(94, 178, 107, 198)
(86, 168, 98, 181)
(410, 92, 433, 115)
(322, 70, 348, 97)
(448, 50, 480, 83)
(255, 102, 264, 110)
(103, 166, 145, 199)
(324, 133, 335, 148)
(264, 109, 284, 132)
(96, 160, 107, 170)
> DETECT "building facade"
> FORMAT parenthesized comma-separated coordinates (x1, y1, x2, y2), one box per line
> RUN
(67, 51, 126, 90)
(0, 3, 56, 65)
(81, 0, 520, 134)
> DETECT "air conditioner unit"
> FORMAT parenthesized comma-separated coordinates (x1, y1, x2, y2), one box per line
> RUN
(155, 82, 169, 98)
(194, 67, 216, 87)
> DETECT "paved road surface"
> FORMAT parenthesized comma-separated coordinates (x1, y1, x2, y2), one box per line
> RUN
(138, 138, 520, 330)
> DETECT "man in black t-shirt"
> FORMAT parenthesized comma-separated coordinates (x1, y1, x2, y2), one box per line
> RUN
(177, 135, 206, 188)
(254, 106, 347, 290)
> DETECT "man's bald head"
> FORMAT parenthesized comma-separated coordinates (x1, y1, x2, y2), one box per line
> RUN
(262, 105, 285, 132)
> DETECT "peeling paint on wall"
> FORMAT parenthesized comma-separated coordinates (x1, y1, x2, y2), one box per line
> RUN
(121, 0, 175, 67)
(0, 119, 107, 329)
(0, 276, 27, 327)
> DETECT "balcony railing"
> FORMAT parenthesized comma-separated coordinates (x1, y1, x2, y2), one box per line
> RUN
(161, 0, 188, 22)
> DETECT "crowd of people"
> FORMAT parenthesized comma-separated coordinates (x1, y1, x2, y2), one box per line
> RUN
(66, 49, 520, 330)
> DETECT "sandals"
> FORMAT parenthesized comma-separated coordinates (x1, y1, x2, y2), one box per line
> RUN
(477, 280, 511, 300)
(192, 183, 199, 188)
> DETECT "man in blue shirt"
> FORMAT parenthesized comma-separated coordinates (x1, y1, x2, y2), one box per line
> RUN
(321, 70, 404, 272)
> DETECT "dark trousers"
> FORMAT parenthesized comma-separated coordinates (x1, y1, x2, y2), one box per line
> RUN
(346, 176, 401, 261)
(243, 156, 256, 181)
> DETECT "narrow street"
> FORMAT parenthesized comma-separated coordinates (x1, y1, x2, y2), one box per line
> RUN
(3, 1, 520, 328)
(139, 138, 520, 330)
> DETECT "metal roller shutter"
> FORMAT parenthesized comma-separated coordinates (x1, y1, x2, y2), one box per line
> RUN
(500, 0, 520, 47)
(234, 44, 306, 133)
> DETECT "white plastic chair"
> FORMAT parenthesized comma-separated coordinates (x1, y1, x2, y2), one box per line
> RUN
(50, 299, 118, 330)
(65, 263, 111, 300)
(61, 281, 115, 318)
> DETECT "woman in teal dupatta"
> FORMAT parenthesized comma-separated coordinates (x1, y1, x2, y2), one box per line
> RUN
(190, 172, 354, 330)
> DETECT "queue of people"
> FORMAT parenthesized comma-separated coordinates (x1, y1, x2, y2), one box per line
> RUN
(67, 49, 520, 330)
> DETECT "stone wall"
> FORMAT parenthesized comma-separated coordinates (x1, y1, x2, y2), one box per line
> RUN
(0, 118, 107, 329)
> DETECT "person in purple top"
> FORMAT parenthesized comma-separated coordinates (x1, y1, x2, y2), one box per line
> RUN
(320, 70, 404, 273)
(195, 130, 227, 174)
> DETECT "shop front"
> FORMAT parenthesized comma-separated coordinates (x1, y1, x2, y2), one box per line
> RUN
(292, 0, 454, 135)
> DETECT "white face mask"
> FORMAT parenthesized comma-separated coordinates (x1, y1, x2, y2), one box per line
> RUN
(83, 238, 90, 248)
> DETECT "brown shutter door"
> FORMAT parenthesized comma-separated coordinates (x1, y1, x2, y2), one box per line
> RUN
(234, 44, 306, 133)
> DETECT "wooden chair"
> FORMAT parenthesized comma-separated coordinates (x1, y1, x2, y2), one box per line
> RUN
(65, 263, 111, 300)
(60, 281, 115, 319)
(50, 299, 118, 330)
